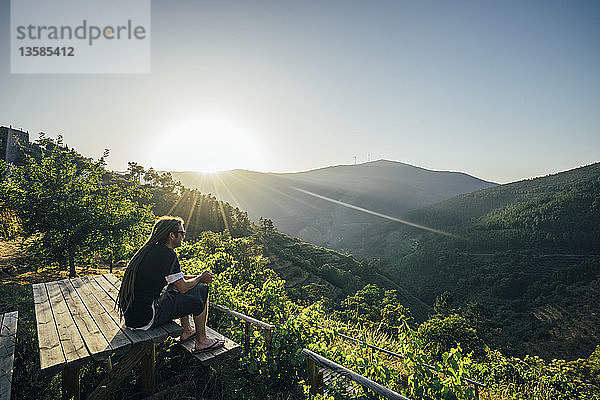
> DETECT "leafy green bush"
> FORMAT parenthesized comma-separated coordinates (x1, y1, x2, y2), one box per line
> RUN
(338, 284, 413, 335)
(0, 207, 21, 238)
(398, 334, 477, 400)
(417, 314, 486, 362)
(478, 347, 600, 399)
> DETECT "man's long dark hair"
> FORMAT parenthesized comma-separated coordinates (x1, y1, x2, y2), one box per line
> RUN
(117, 215, 184, 318)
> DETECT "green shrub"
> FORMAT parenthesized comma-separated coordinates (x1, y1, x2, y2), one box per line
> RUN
(417, 314, 486, 361)
(338, 284, 413, 335)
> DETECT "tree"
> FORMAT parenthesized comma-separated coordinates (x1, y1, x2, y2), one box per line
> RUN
(417, 314, 486, 361)
(259, 217, 275, 234)
(434, 291, 454, 316)
(338, 283, 413, 334)
(2, 140, 153, 277)
(143, 167, 159, 186)
(126, 161, 145, 183)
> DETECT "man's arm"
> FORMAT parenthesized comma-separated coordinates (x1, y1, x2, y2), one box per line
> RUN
(173, 271, 215, 294)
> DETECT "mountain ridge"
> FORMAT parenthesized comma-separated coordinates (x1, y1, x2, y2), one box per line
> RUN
(169, 159, 496, 184)
(170, 159, 497, 248)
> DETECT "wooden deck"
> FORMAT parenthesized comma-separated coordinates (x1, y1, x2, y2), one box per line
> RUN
(32, 273, 246, 399)
(32, 274, 184, 399)
(0, 311, 18, 400)
(32, 274, 183, 374)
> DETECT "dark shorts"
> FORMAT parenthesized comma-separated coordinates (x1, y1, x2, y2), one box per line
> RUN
(150, 284, 209, 328)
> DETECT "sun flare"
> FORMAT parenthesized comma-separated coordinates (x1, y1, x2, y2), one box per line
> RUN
(150, 114, 266, 173)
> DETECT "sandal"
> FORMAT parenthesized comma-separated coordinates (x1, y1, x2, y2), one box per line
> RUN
(193, 339, 225, 353)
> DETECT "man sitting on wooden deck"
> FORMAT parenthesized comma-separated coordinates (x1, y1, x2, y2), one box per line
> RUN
(116, 215, 225, 353)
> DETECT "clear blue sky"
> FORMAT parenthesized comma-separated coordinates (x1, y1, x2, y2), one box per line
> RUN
(1, 0, 598, 183)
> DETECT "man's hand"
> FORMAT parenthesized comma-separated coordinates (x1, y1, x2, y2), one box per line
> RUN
(176, 271, 216, 293)
(198, 270, 215, 284)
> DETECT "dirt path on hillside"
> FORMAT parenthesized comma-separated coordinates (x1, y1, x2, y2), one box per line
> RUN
(0, 237, 27, 272)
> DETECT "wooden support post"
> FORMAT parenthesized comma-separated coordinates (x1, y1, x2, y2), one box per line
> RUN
(87, 343, 147, 400)
(264, 329, 272, 355)
(103, 356, 113, 373)
(317, 369, 323, 395)
(244, 321, 250, 354)
(141, 342, 156, 396)
(306, 357, 317, 395)
(62, 366, 80, 400)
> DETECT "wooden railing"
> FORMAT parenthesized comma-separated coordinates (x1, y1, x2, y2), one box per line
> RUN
(321, 327, 486, 398)
(303, 349, 411, 400)
(210, 303, 274, 354)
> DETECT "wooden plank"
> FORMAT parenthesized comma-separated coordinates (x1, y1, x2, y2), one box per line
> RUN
(98, 274, 182, 342)
(80, 276, 151, 345)
(306, 357, 317, 394)
(148, 321, 183, 343)
(160, 320, 185, 340)
(46, 280, 90, 366)
(196, 327, 240, 362)
(244, 321, 250, 354)
(265, 329, 272, 355)
(32, 283, 66, 373)
(70, 278, 132, 354)
(100, 273, 122, 291)
(0, 311, 18, 400)
(92, 275, 168, 343)
(180, 326, 241, 365)
(89, 274, 119, 302)
(57, 279, 112, 361)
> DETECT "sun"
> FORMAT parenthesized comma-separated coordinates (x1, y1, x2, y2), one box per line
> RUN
(149, 114, 266, 173)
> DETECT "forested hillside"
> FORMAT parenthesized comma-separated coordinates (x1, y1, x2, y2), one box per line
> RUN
(339, 163, 600, 360)
(0, 138, 255, 276)
(260, 229, 432, 322)
(342, 162, 600, 258)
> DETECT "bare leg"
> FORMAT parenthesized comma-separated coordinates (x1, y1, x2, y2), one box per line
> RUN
(193, 293, 223, 351)
(193, 293, 208, 345)
(180, 315, 195, 341)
